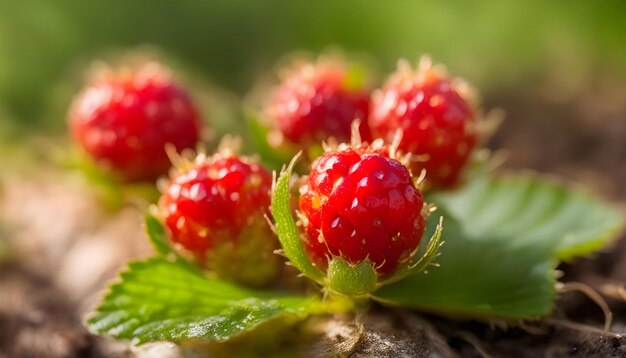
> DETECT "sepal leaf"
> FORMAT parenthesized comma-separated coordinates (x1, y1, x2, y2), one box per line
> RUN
(144, 214, 172, 256)
(271, 155, 325, 284)
(378, 216, 444, 287)
(327, 258, 377, 296)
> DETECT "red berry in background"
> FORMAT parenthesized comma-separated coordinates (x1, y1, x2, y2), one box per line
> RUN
(299, 141, 426, 275)
(267, 59, 372, 147)
(369, 58, 478, 189)
(158, 149, 280, 286)
(69, 62, 203, 182)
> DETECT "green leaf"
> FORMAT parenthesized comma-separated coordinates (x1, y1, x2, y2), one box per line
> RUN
(144, 214, 172, 256)
(271, 156, 325, 284)
(87, 257, 323, 344)
(373, 175, 624, 320)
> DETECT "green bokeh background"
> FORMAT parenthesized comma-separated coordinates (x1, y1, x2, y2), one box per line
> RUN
(0, 0, 625, 137)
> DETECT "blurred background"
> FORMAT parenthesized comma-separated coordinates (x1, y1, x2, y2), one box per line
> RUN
(0, 1, 625, 356)
(0, 1, 625, 133)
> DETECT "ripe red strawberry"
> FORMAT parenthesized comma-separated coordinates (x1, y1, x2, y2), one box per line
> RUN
(158, 150, 279, 286)
(369, 58, 477, 188)
(299, 141, 426, 276)
(267, 59, 372, 147)
(69, 62, 203, 182)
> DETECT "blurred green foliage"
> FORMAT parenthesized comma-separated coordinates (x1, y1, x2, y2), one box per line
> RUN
(0, 0, 625, 132)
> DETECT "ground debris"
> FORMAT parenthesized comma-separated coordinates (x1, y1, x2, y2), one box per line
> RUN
(0, 263, 129, 357)
(309, 310, 457, 358)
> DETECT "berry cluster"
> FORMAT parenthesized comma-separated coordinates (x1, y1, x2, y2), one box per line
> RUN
(266, 56, 478, 189)
(69, 55, 476, 290)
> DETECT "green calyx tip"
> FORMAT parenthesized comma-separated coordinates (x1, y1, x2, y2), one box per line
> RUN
(327, 258, 377, 296)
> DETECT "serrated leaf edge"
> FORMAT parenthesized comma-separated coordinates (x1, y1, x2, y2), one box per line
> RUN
(86, 257, 323, 344)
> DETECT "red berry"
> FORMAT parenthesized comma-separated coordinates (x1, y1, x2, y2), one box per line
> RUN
(370, 59, 477, 188)
(299, 143, 426, 275)
(267, 59, 371, 147)
(158, 151, 279, 286)
(69, 62, 202, 182)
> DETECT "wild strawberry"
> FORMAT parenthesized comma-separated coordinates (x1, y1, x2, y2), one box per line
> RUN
(266, 58, 372, 148)
(69, 62, 203, 182)
(158, 147, 279, 286)
(298, 137, 427, 294)
(369, 58, 477, 189)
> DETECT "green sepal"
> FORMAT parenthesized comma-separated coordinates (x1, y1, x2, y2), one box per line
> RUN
(378, 216, 444, 287)
(144, 214, 173, 256)
(271, 154, 325, 284)
(327, 258, 377, 296)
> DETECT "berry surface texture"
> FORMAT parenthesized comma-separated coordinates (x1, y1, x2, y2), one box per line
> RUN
(299, 142, 426, 275)
(158, 152, 279, 286)
(268, 60, 371, 147)
(370, 59, 477, 188)
(69, 63, 202, 182)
